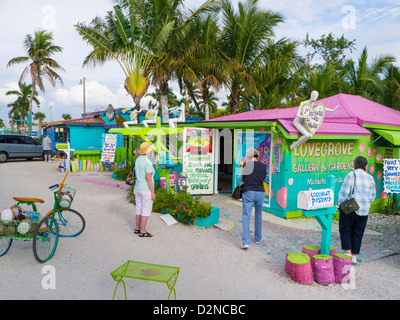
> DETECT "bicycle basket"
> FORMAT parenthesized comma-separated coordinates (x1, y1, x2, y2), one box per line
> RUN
(56, 187, 76, 209)
(0, 215, 40, 239)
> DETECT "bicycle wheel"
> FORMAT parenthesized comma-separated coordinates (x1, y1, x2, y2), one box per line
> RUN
(0, 238, 12, 257)
(55, 209, 85, 237)
(33, 216, 59, 263)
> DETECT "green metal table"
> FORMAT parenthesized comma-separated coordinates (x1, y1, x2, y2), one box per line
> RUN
(110, 261, 180, 300)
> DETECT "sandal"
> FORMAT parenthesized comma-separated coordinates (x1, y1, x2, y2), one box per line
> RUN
(134, 229, 140, 234)
(139, 232, 153, 238)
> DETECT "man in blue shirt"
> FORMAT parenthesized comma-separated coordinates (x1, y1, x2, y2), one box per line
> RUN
(337, 156, 376, 264)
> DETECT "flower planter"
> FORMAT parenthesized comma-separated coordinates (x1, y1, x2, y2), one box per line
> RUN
(195, 207, 220, 227)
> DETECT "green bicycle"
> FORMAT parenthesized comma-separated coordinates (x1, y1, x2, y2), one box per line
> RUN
(0, 166, 85, 263)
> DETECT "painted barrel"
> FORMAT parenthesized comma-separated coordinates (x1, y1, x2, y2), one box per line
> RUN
(333, 254, 352, 283)
(286, 252, 314, 285)
(312, 254, 335, 286)
(330, 247, 337, 256)
(284, 252, 293, 275)
(302, 245, 320, 271)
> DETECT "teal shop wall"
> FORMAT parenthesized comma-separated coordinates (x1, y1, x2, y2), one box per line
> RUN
(70, 126, 105, 151)
(267, 134, 387, 219)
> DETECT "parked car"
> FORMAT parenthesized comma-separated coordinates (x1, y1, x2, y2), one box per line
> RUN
(0, 134, 44, 163)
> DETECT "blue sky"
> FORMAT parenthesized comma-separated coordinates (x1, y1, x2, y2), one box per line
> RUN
(0, 0, 399, 124)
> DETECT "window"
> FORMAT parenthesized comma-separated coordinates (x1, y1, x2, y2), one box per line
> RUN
(20, 136, 36, 145)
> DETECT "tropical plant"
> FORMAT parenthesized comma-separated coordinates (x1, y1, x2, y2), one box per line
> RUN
(62, 114, 72, 120)
(250, 38, 304, 109)
(177, 11, 226, 119)
(33, 112, 46, 138)
(126, 186, 211, 224)
(380, 64, 400, 110)
(75, 3, 153, 111)
(218, 0, 284, 114)
(6, 83, 40, 132)
(123, 0, 218, 123)
(6, 29, 64, 136)
(343, 46, 395, 100)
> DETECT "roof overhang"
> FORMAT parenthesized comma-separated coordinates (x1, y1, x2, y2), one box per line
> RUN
(372, 129, 400, 146)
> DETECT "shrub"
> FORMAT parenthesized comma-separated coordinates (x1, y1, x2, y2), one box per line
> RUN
(126, 186, 212, 224)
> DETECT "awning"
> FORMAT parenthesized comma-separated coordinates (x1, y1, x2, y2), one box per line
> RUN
(373, 129, 400, 145)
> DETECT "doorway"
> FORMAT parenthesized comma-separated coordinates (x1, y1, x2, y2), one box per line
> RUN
(217, 128, 234, 193)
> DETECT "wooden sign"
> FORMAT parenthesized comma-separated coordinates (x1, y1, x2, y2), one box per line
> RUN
(182, 128, 214, 194)
(101, 134, 117, 163)
(383, 158, 400, 193)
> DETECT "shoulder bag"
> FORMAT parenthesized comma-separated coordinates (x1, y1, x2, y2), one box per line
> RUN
(125, 163, 136, 186)
(232, 181, 244, 200)
(340, 171, 360, 215)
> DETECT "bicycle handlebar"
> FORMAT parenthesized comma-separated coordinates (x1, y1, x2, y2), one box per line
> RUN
(48, 166, 70, 194)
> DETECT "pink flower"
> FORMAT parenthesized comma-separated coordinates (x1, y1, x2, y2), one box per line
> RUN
(174, 202, 177, 205)
(180, 204, 183, 207)
(191, 218, 195, 222)
(185, 209, 189, 212)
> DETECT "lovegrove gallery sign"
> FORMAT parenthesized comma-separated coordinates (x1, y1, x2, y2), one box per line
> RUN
(292, 140, 356, 184)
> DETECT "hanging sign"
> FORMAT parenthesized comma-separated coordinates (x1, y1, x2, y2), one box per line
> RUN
(302, 102, 326, 134)
(101, 134, 117, 163)
(383, 158, 400, 193)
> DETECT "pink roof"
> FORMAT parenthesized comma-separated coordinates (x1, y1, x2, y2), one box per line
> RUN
(206, 94, 400, 136)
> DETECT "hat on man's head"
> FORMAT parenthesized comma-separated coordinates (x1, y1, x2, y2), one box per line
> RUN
(139, 142, 155, 155)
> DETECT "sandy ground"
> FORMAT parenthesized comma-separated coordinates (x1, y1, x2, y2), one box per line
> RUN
(1, 159, 400, 302)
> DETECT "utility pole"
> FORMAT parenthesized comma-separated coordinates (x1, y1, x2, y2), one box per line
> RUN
(80, 77, 86, 116)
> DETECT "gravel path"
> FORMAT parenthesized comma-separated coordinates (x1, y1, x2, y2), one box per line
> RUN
(1, 159, 400, 301)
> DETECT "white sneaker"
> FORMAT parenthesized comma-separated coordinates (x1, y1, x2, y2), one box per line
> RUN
(242, 244, 249, 250)
(48, 159, 52, 162)
(352, 256, 358, 265)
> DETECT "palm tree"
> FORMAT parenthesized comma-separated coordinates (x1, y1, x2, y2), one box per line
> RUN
(250, 38, 304, 109)
(62, 114, 72, 120)
(218, 0, 284, 114)
(343, 46, 395, 100)
(126, 0, 218, 123)
(33, 112, 46, 138)
(180, 12, 226, 120)
(6, 83, 40, 132)
(76, 2, 154, 119)
(6, 30, 64, 136)
(380, 64, 400, 110)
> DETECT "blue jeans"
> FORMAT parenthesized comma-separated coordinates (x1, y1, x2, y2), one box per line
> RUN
(242, 190, 265, 246)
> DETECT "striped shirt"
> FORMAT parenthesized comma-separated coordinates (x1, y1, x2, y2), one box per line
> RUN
(337, 169, 376, 216)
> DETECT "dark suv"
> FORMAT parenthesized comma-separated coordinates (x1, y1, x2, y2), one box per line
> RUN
(0, 134, 43, 163)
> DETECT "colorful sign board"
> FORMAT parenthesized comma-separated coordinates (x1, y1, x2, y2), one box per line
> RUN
(101, 133, 117, 163)
(182, 128, 214, 194)
(234, 131, 272, 206)
(383, 158, 400, 193)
